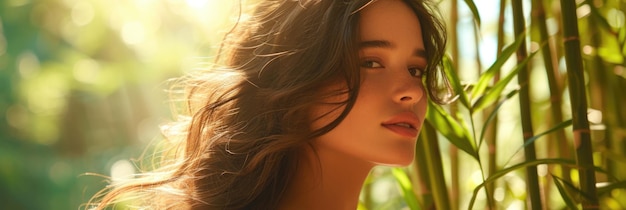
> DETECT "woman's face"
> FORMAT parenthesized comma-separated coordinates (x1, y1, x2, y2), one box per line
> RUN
(312, 0, 428, 166)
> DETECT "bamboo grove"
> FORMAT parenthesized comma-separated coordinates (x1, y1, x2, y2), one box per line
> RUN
(362, 0, 626, 209)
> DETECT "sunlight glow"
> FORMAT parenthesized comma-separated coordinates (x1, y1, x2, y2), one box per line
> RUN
(506, 200, 525, 210)
(186, 0, 208, 9)
(71, 2, 95, 26)
(494, 187, 505, 202)
(537, 164, 548, 177)
(111, 159, 136, 182)
(607, 8, 625, 28)
(73, 59, 100, 84)
(588, 108, 602, 124)
(121, 21, 146, 45)
(583, 45, 593, 55)
(546, 18, 559, 36)
(576, 4, 590, 18)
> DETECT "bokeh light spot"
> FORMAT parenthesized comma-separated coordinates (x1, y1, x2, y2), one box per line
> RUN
(588, 108, 602, 124)
(18, 51, 40, 79)
(607, 8, 625, 29)
(576, 4, 590, 18)
(71, 2, 95, 26)
(121, 21, 146, 45)
(111, 159, 136, 182)
(537, 164, 548, 177)
(582, 45, 593, 55)
(494, 187, 505, 202)
(546, 18, 559, 36)
(73, 59, 100, 84)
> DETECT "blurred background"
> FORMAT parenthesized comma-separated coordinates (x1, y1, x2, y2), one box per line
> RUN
(1, 0, 625, 209)
(0, 0, 241, 209)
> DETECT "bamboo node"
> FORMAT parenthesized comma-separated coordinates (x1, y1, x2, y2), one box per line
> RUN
(563, 36, 579, 42)
(574, 128, 591, 134)
(523, 132, 534, 139)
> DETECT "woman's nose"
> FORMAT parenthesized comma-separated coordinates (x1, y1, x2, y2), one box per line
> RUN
(394, 71, 425, 105)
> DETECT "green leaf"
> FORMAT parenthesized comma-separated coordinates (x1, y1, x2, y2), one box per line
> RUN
(477, 88, 519, 144)
(470, 67, 519, 114)
(443, 55, 470, 108)
(552, 173, 597, 205)
(522, 119, 572, 149)
(391, 168, 422, 210)
(502, 119, 573, 167)
(471, 33, 525, 100)
(462, 0, 482, 26)
(426, 102, 478, 160)
(472, 47, 540, 114)
(467, 158, 577, 209)
(552, 174, 579, 209)
(584, 0, 617, 35)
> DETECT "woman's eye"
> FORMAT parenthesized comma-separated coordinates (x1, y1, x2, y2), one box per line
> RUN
(408, 67, 425, 78)
(361, 60, 383, 68)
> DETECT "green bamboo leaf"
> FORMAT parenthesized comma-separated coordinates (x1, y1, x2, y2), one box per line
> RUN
(552, 174, 579, 209)
(552, 173, 597, 204)
(443, 55, 470, 108)
(471, 66, 519, 114)
(584, 0, 617, 35)
(391, 168, 422, 210)
(462, 0, 482, 26)
(426, 102, 478, 160)
(467, 158, 577, 209)
(502, 119, 573, 167)
(523, 119, 572, 148)
(477, 89, 519, 145)
(419, 122, 451, 210)
(471, 33, 525, 100)
(472, 45, 540, 114)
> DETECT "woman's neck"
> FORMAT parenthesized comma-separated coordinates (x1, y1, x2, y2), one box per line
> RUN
(278, 145, 374, 210)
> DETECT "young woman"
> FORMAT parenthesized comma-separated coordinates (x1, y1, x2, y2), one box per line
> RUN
(89, 0, 449, 209)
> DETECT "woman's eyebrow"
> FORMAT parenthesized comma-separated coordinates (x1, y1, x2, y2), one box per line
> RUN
(360, 39, 427, 59)
(360, 40, 393, 49)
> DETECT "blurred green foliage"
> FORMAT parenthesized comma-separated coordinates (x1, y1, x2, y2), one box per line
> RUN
(0, 0, 242, 209)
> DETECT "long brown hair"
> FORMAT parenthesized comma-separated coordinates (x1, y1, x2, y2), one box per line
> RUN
(87, 0, 449, 209)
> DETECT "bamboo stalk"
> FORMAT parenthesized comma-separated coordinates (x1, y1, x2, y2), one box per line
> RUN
(586, 4, 609, 184)
(418, 121, 451, 210)
(531, 0, 571, 205)
(619, 0, 626, 183)
(511, 0, 542, 209)
(484, 0, 507, 208)
(448, 0, 460, 208)
(558, 0, 599, 208)
(532, 0, 569, 168)
(414, 135, 434, 209)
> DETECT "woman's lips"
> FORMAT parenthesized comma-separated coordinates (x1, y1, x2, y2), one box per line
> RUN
(381, 111, 420, 138)
(382, 124, 418, 138)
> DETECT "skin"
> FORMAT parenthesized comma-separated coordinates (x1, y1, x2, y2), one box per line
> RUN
(279, 0, 428, 209)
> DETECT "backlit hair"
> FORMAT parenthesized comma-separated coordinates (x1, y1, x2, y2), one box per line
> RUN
(87, 0, 449, 209)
